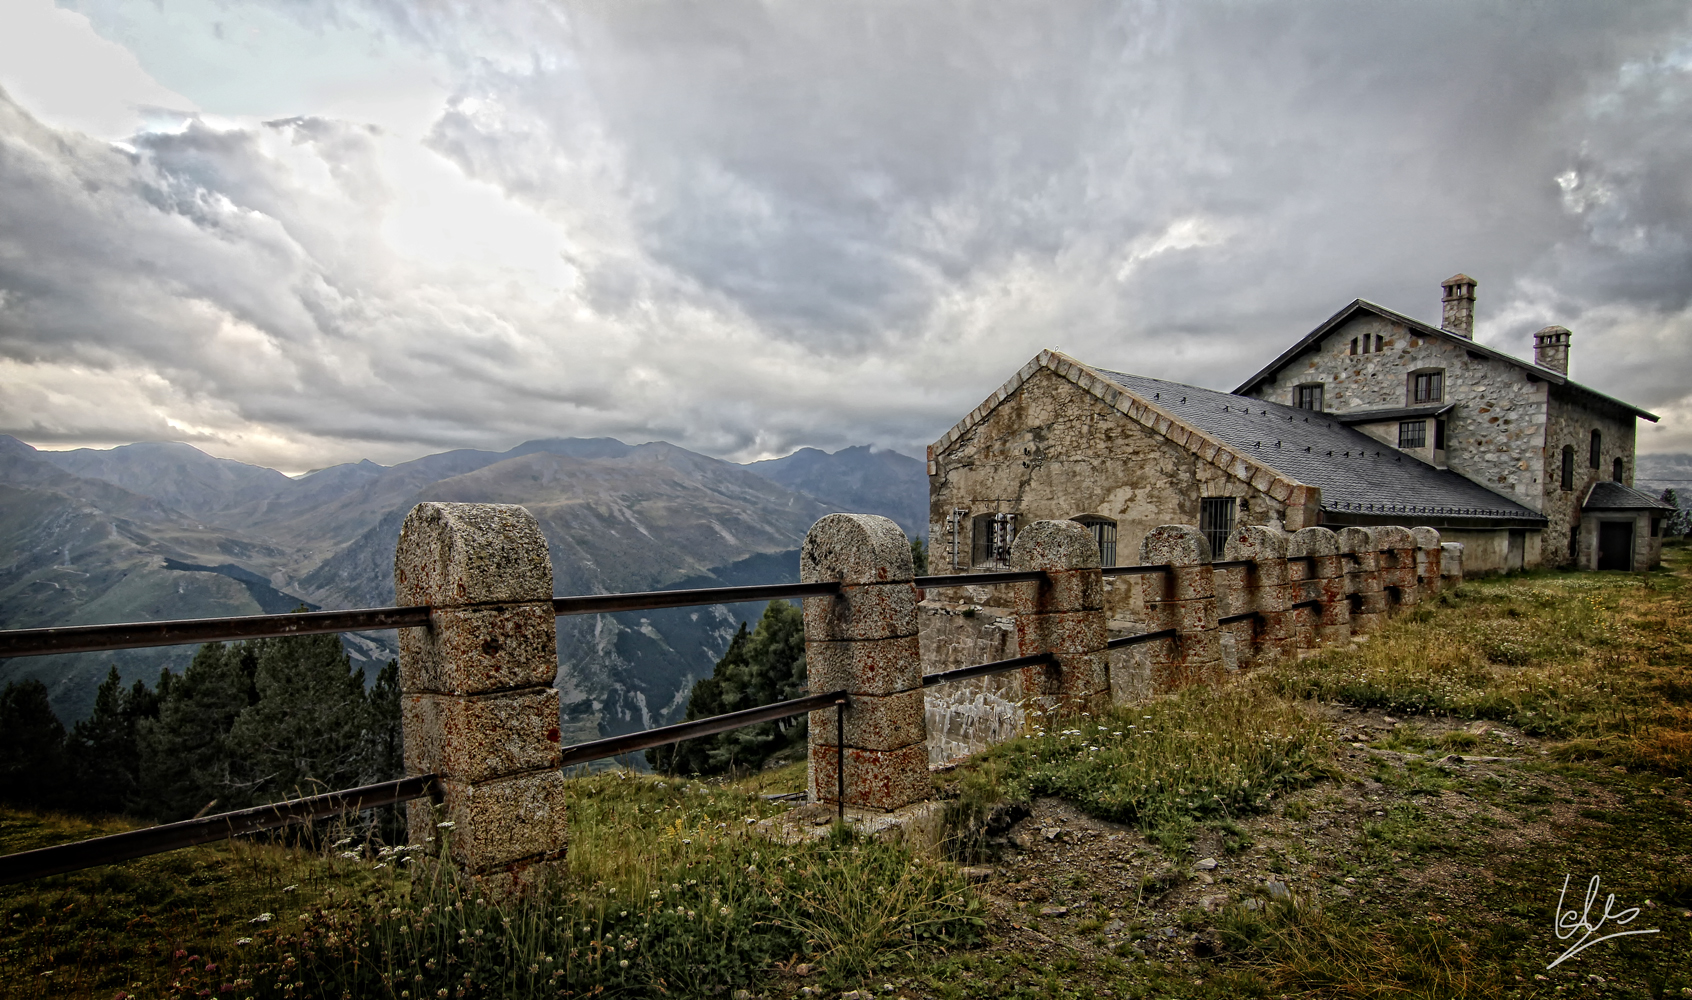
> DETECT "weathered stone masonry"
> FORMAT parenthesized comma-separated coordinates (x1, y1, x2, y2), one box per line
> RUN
(396, 502, 569, 896)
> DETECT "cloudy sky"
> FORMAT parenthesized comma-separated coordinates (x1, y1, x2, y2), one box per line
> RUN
(1, 0, 1689, 472)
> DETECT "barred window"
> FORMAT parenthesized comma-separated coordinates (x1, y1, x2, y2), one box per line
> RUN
(971, 512, 1017, 569)
(1294, 383, 1324, 411)
(1071, 515, 1117, 566)
(1411, 370, 1444, 404)
(1199, 497, 1236, 559)
(1398, 420, 1427, 449)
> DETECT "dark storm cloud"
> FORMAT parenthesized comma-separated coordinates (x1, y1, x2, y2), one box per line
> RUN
(3, 0, 1691, 467)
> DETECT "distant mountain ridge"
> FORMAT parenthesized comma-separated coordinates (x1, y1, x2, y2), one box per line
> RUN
(0, 435, 927, 738)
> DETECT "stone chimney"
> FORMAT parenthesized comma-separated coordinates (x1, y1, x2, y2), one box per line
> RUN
(1533, 325, 1571, 375)
(1440, 274, 1477, 338)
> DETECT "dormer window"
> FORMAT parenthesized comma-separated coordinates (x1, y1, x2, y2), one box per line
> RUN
(1294, 384, 1324, 411)
(1398, 420, 1427, 449)
(1410, 370, 1444, 404)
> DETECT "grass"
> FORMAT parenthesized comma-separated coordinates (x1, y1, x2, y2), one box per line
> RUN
(8, 543, 1692, 998)
(2, 770, 978, 999)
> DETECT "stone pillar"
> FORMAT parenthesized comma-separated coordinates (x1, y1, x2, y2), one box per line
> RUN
(1290, 526, 1349, 646)
(1372, 526, 1419, 613)
(1339, 527, 1386, 633)
(802, 514, 927, 812)
(395, 502, 567, 895)
(1139, 525, 1221, 689)
(1411, 527, 1443, 596)
(1440, 542, 1465, 590)
(1009, 520, 1108, 714)
(1222, 525, 1293, 666)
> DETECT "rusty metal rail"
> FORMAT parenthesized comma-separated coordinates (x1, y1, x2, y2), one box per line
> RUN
(0, 774, 439, 887)
(559, 689, 847, 768)
(0, 581, 845, 659)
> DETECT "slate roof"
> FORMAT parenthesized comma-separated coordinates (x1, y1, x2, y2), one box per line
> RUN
(1091, 367, 1547, 524)
(1582, 481, 1677, 512)
(1231, 300, 1659, 422)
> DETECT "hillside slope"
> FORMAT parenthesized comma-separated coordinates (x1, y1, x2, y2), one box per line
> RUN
(744, 445, 927, 537)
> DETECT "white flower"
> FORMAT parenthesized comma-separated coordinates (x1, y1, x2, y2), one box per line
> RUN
(235, 937, 253, 946)
(340, 852, 361, 860)
(436, 821, 455, 829)
(250, 913, 274, 924)
(281, 885, 298, 893)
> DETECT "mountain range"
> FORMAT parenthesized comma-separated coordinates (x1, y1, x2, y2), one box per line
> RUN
(0, 435, 927, 739)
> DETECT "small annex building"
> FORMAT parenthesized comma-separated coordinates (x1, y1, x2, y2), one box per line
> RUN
(928, 276, 1671, 577)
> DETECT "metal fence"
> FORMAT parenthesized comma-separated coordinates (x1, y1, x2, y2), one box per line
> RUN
(0, 557, 1303, 885)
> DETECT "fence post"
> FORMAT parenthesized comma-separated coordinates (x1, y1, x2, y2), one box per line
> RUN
(1009, 520, 1108, 714)
(802, 514, 927, 813)
(1222, 525, 1293, 666)
(394, 502, 567, 896)
(1440, 542, 1465, 590)
(1372, 526, 1418, 613)
(1290, 526, 1349, 645)
(1339, 526, 1386, 634)
(1412, 527, 1442, 596)
(1139, 525, 1221, 689)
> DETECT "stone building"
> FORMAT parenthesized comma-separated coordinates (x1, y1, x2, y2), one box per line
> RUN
(928, 275, 1670, 577)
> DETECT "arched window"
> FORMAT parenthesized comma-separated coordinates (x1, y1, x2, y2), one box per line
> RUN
(1613, 457, 1625, 482)
(1071, 515, 1117, 566)
(1561, 445, 1575, 491)
(1589, 429, 1602, 469)
(971, 512, 1017, 569)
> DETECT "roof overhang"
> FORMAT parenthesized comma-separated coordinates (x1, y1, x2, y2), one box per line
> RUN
(1333, 402, 1457, 425)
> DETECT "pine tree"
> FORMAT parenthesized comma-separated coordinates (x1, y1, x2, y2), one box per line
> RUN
(137, 641, 260, 820)
(68, 666, 159, 815)
(648, 601, 808, 776)
(362, 659, 403, 785)
(0, 679, 70, 809)
(225, 633, 373, 803)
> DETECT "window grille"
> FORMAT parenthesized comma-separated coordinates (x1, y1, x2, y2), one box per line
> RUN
(1561, 445, 1574, 491)
(1199, 498, 1236, 559)
(1589, 430, 1602, 469)
(1071, 515, 1117, 566)
(1294, 384, 1324, 411)
(971, 512, 1017, 569)
(1398, 420, 1427, 449)
(1411, 371, 1443, 404)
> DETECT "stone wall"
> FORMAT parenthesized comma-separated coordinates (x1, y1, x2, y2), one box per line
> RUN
(921, 520, 1451, 763)
(928, 367, 1307, 588)
(1545, 390, 1641, 566)
(1246, 311, 1553, 518)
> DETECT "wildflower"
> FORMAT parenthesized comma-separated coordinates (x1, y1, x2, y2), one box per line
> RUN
(339, 851, 360, 860)
(250, 913, 274, 925)
(235, 938, 253, 947)
(373, 863, 387, 870)
(437, 821, 456, 829)
(719, 906, 731, 917)
(281, 885, 298, 892)
(619, 960, 629, 968)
